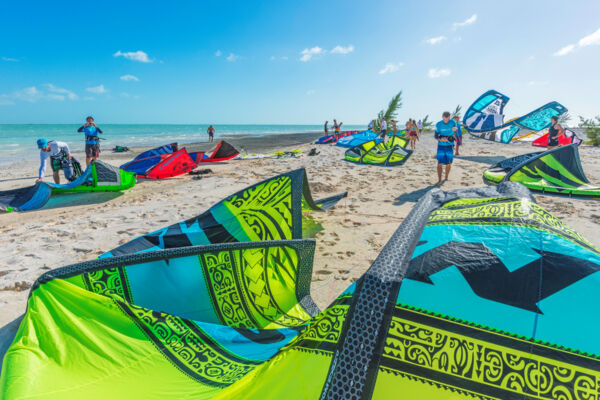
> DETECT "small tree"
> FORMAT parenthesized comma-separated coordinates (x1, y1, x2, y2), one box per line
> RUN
(420, 115, 433, 131)
(450, 104, 462, 119)
(578, 115, 600, 146)
(558, 112, 572, 125)
(373, 91, 403, 132)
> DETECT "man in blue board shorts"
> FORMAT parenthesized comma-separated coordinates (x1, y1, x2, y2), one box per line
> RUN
(435, 111, 457, 185)
(78, 116, 103, 166)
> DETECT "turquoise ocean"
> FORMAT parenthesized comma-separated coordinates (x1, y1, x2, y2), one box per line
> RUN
(0, 124, 364, 165)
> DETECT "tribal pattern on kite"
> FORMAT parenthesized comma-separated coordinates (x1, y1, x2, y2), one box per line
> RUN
(484, 143, 600, 198)
(463, 89, 568, 143)
(0, 160, 136, 212)
(345, 135, 412, 166)
(3, 176, 600, 399)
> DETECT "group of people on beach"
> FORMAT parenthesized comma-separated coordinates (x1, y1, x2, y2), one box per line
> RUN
(367, 112, 463, 185)
(324, 119, 343, 135)
(36, 116, 102, 184)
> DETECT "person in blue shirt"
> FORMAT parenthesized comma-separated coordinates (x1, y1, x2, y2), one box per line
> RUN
(77, 116, 103, 166)
(434, 111, 457, 185)
(453, 115, 463, 156)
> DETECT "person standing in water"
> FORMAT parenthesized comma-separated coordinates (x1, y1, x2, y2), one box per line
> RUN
(453, 115, 463, 156)
(77, 116, 102, 166)
(207, 125, 215, 143)
(435, 111, 457, 185)
(36, 139, 73, 184)
(547, 116, 565, 149)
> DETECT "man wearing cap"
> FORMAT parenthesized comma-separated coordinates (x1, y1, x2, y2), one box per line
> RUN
(36, 139, 73, 184)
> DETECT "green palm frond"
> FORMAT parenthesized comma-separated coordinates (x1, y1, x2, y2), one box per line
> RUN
(451, 105, 462, 119)
(373, 91, 403, 132)
(421, 115, 433, 131)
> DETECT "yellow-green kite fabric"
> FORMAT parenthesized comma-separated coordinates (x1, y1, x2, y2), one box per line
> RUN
(3, 175, 600, 399)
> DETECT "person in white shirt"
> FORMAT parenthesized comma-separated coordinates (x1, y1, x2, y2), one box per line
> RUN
(36, 138, 73, 184)
(380, 118, 388, 142)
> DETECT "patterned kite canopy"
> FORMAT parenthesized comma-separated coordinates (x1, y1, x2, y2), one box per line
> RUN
(3, 179, 600, 399)
(484, 144, 600, 198)
(345, 135, 412, 166)
(336, 130, 381, 148)
(463, 90, 568, 143)
(0, 160, 136, 212)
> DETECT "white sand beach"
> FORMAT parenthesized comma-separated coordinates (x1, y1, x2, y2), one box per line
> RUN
(2, 132, 600, 360)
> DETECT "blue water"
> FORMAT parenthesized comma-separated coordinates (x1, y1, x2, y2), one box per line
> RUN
(0, 124, 364, 165)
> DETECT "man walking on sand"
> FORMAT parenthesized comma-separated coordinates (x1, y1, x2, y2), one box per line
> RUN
(435, 111, 457, 185)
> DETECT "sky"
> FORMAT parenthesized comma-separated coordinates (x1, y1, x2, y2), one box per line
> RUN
(1, 0, 599, 124)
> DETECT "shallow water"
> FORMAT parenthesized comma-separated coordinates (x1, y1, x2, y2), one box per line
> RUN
(0, 124, 364, 165)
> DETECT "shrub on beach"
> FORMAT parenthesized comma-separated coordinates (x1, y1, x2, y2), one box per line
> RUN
(578, 116, 600, 146)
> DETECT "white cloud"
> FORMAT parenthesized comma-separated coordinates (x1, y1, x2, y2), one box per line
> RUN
(330, 45, 354, 54)
(83, 96, 95, 101)
(453, 14, 477, 29)
(44, 83, 78, 100)
(379, 62, 404, 75)
(113, 50, 152, 63)
(426, 36, 447, 45)
(300, 46, 325, 62)
(215, 50, 222, 57)
(2, 57, 18, 62)
(120, 74, 139, 82)
(281, 56, 288, 60)
(553, 44, 575, 57)
(553, 26, 600, 57)
(226, 53, 239, 62)
(0, 85, 76, 104)
(428, 68, 451, 78)
(578, 27, 600, 47)
(86, 84, 108, 94)
(306, 89, 316, 95)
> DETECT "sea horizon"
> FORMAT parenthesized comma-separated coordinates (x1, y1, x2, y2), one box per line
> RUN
(0, 123, 366, 164)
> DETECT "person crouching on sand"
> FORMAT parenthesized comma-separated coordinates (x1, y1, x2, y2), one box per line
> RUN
(77, 116, 103, 167)
(453, 115, 463, 156)
(435, 111, 457, 185)
(36, 139, 73, 184)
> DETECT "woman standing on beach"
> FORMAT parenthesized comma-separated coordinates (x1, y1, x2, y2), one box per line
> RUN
(547, 116, 564, 149)
(324, 121, 329, 135)
(207, 125, 215, 143)
(407, 119, 418, 150)
(77, 116, 102, 167)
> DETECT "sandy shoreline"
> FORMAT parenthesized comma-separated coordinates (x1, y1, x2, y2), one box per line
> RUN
(1, 131, 600, 368)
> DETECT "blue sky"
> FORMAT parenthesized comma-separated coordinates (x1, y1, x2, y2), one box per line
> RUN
(1, 0, 599, 124)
